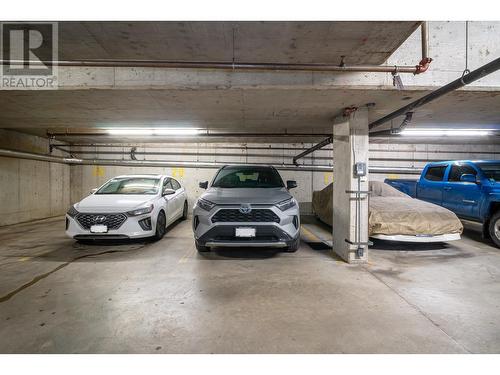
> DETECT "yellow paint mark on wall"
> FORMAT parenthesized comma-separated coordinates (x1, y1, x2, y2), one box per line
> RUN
(386, 174, 400, 180)
(172, 167, 185, 178)
(92, 166, 105, 177)
(324, 172, 333, 184)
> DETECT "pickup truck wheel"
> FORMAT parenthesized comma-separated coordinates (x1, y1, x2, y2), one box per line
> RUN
(488, 212, 500, 248)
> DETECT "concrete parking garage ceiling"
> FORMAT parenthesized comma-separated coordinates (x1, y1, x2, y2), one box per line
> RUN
(2, 21, 500, 143)
(58, 21, 421, 64)
(1, 88, 500, 139)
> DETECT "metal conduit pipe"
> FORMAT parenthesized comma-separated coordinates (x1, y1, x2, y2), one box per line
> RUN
(43, 147, 463, 164)
(3, 24, 432, 76)
(1, 59, 426, 74)
(292, 137, 333, 165)
(0, 148, 421, 174)
(369, 56, 500, 131)
(0, 148, 79, 164)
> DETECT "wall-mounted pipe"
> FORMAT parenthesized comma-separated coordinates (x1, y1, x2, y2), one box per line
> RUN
(0, 148, 421, 174)
(369, 56, 500, 131)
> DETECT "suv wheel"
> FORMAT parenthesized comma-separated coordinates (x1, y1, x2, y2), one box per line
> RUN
(284, 237, 300, 253)
(488, 211, 500, 248)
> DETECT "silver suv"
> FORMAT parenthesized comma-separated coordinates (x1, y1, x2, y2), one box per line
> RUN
(192, 165, 300, 252)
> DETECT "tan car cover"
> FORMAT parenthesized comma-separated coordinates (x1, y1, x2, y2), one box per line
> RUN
(312, 181, 463, 236)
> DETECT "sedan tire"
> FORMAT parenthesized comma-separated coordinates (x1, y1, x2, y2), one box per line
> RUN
(153, 211, 167, 241)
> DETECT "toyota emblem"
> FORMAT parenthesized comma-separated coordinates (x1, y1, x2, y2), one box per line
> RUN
(239, 204, 252, 214)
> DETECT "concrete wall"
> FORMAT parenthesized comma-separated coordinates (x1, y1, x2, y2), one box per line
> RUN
(68, 141, 500, 215)
(69, 142, 328, 214)
(0, 130, 70, 226)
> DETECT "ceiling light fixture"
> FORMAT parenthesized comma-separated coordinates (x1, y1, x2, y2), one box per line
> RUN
(106, 128, 202, 136)
(400, 129, 492, 137)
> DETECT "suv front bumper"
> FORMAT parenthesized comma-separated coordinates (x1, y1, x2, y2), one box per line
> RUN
(192, 204, 300, 248)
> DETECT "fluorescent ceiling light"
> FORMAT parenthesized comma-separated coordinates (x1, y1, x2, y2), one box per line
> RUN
(400, 129, 492, 137)
(107, 128, 201, 136)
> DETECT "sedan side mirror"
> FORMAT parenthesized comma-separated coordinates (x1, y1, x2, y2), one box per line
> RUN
(286, 180, 297, 189)
(460, 174, 477, 183)
(199, 181, 208, 189)
(162, 188, 175, 196)
(90, 188, 97, 194)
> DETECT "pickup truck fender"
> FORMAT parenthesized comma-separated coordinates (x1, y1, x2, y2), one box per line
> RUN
(483, 193, 500, 222)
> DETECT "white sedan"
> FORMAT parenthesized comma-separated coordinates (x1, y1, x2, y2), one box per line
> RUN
(66, 174, 188, 240)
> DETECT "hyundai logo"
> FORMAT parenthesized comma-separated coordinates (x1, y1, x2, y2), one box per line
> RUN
(94, 215, 107, 224)
(239, 204, 252, 214)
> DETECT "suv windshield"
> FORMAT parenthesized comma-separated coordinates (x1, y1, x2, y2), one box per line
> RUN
(212, 166, 284, 188)
(477, 163, 500, 182)
(96, 177, 160, 195)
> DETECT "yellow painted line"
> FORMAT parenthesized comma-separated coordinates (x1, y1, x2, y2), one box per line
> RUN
(300, 225, 321, 242)
(19, 257, 31, 262)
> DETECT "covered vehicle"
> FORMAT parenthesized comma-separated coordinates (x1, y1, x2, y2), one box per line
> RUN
(312, 181, 463, 242)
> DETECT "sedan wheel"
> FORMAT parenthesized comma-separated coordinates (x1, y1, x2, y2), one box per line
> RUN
(181, 201, 188, 220)
(154, 211, 166, 240)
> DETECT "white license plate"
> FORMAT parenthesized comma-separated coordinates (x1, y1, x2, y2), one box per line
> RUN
(90, 224, 108, 233)
(235, 227, 256, 237)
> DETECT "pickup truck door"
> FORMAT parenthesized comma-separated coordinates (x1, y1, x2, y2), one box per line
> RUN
(417, 164, 448, 205)
(443, 163, 481, 219)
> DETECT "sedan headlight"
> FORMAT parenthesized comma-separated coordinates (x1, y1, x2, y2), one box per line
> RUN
(67, 205, 79, 218)
(276, 198, 297, 211)
(127, 204, 154, 216)
(196, 198, 216, 211)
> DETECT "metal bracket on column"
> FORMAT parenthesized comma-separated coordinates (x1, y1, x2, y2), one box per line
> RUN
(345, 190, 370, 195)
(345, 239, 373, 246)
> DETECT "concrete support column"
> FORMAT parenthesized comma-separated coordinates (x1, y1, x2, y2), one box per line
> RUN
(332, 107, 369, 263)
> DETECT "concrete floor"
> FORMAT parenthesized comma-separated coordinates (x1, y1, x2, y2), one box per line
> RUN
(0, 217, 499, 354)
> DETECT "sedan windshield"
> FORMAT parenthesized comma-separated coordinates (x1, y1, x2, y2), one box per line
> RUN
(477, 163, 500, 182)
(212, 166, 284, 188)
(96, 177, 160, 195)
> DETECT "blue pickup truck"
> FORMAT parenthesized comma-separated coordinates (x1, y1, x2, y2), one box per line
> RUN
(386, 160, 500, 247)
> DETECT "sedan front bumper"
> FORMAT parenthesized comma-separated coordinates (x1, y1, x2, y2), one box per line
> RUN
(65, 213, 156, 239)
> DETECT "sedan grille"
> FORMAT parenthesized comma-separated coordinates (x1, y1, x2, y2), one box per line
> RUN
(211, 209, 280, 223)
(76, 213, 127, 230)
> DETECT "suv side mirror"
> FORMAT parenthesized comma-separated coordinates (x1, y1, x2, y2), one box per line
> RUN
(199, 181, 208, 189)
(90, 188, 97, 194)
(460, 174, 477, 183)
(286, 180, 297, 189)
(162, 188, 175, 196)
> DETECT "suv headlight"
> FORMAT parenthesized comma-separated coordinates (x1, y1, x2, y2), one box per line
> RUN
(276, 198, 297, 211)
(67, 205, 79, 218)
(196, 198, 216, 211)
(127, 204, 154, 216)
